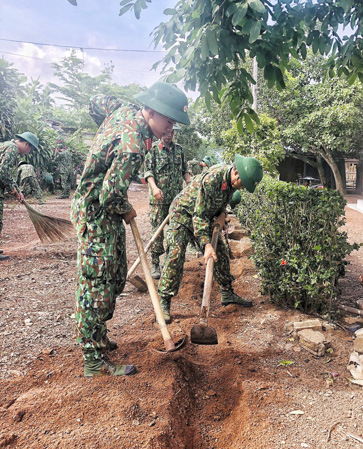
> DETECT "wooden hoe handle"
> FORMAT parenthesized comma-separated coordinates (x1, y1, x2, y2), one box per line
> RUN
(200, 223, 221, 322)
(127, 214, 169, 279)
(129, 218, 176, 352)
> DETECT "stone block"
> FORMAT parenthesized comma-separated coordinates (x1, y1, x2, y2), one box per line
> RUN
(293, 319, 322, 332)
(354, 335, 363, 354)
(228, 238, 253, 260)
(298, 329, 327, 357)
(347, 351, 363, 386)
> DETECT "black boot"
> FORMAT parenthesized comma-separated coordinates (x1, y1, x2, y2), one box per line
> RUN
(221, 289, 253, 307)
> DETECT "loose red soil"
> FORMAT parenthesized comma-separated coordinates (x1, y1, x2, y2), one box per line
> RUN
(0, 186, 362, 448)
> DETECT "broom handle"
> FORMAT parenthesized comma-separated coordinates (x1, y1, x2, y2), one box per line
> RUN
(129, 218, 176, 352)
(127, 214, 169, 279)
(200, 223, 220, 323)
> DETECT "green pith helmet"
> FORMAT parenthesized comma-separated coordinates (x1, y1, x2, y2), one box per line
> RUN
(15, 132, 39, 150)
(229, 190, 241, 209)
(134, 82, 190, 125)
(235, 155, 263, 193)
(202, 156, 212, 167)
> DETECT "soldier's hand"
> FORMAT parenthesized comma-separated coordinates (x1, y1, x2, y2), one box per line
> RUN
(204, 243, 217, 265)
(12, 188, 24, 202)
(123, 208, 137, 224)
(213, 212, 226, 230)
(153, 187, 164, 201)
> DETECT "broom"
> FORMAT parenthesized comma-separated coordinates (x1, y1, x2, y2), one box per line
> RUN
(23, 200, 75, 243)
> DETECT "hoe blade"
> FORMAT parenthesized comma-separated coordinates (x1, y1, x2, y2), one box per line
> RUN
(190, 324, 218, 345)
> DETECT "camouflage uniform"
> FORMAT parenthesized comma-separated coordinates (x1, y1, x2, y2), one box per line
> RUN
(0, 141, 19, 235)
(158, 164, 235, 303)
(40, 171, 55, 193)
(55, 149, 73, 198)
(17, 163, 43, 202)
(144, 139, 188, 264)
(71, 95, 152, 362)
(187, 159, 203, 177)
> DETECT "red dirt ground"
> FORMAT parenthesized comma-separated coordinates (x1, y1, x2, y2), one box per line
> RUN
(0, 185, 363, 448)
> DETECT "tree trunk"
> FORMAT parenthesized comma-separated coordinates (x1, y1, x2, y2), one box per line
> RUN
(316, 155, 327, 187)
(320, 145, 345, 194)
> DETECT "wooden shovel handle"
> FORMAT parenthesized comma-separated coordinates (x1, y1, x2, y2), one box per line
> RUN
(200, 223, 221, 320)
(127, 214, 169, 279)
(129, 218, 176, 352)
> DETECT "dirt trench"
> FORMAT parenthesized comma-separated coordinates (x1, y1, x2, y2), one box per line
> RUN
(1, 185, 363, 448)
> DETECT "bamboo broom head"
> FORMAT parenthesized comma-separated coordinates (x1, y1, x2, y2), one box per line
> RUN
(23, 200, 75, 243)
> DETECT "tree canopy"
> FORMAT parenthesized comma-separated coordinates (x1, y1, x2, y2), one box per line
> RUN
(258, 52, 363, 192)
(120, 0, 363, 130)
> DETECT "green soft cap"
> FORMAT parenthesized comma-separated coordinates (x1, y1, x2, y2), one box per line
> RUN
(134, 82, 190, 125)
(229, 190, 241, 209)
(235, 155, 263, 193)
(202, 156, 212, 167)
(15, 132, 39, 150)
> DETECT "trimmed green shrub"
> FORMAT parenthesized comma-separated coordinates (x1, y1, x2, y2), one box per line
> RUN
(237, 178, 359, 314)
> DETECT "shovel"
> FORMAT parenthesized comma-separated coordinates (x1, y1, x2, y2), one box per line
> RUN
(129, 217, 186, 353)
(190, 223, 220, 345)
(127, 214, 169, 292)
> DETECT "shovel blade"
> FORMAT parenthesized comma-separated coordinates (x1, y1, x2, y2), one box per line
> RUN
(128, 275, 148, 292)
(190, 324, 218, 345)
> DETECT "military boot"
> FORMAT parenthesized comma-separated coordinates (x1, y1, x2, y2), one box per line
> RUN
(0, 254, 9, 262)
(84, 356, 136, 378)
(158, 297, 171, 324)
(151, 257, 161, 279)
(221, 289, 253, 307)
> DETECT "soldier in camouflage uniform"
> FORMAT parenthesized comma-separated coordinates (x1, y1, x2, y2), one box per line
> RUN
(187, 156, 212, 178)
(40, 170, 55, 194)
(144, 127, 191, 279)
(17, 161, 44, 204)
(71, 82, 190, 377)
(55, 147, 73, 199)
(158, 155, 263, 324)
(0, 132, 39, 261)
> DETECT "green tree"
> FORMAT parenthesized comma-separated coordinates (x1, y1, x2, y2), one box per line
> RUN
(0, 59, 25, 141)
(221, 114, 285, 174)
(13, 78, 57, 169)
(120, 0, 363, 129)
(259, 53, 363, 193)
(49, 50, 114, 109)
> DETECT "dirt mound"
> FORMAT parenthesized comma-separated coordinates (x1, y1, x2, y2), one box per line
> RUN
(1, 186, 363, 448)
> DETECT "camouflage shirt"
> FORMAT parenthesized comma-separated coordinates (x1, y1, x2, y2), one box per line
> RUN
(55, 150, 73, 173)
(144, 140, 188, 205)
(71, 95, 152, 236)
(170, 164, 234, 249)
(0, 140, 18, 191)
(17, 163, 37, 185)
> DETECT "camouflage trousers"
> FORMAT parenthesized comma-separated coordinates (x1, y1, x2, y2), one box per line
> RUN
(60, 171, 72, 197)
(21, 177, 43, 202)
(158, 220, 234, 302)
(0, 188, 4, 236)
(148, 203, 170, 264)
(75, 213, 127, 362)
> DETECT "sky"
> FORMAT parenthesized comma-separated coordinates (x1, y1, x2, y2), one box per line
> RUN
(0, 0, 179, 90)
